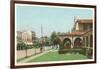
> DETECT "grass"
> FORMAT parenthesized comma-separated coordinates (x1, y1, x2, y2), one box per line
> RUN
(28, 51, 88, 62)
(17, 52, 40, 62)
(17, 54, 34, 62)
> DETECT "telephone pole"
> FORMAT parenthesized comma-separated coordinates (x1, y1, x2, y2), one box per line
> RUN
(40, 24, 43, 52)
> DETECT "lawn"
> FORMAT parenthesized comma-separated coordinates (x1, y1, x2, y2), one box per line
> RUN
(28, 51, 88, 62)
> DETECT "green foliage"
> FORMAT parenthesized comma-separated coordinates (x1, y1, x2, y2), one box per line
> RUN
(51, 32, 56, 41)
(50, 31, 61, 46)
(45, 40, 50, 46)
(86, 48, 93, 59)
(33, 39, 41, 48)
(79, 48, 87, 55)
(58, 47, 92, 59)
(43, 37, 51, 46)
(28, 52, 88, 62)
(17, 42, 34, 50)
(17, 42, 27, 50)
(59, 47, 83, 54)
(27, 45, 34, 49)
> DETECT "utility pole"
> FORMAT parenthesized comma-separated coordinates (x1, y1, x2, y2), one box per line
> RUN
(40, 24, 43, 53)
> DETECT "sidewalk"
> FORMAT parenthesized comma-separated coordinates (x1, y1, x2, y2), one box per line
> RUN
(18, 49, 52, 63)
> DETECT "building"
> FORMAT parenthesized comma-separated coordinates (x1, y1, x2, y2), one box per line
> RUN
(72, 19, 92, 31)
(17, 31, 35, 45)
(59, 19, 93, 49)
(17, 31, 22, 43)
(72, 19, 93, 48)
(32, 31, 36, 42)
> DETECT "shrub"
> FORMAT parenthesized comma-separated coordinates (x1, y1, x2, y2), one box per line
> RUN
(17, 42, 27, 50)
(87, 48, 93, 59)
(58, 45, 86, 54)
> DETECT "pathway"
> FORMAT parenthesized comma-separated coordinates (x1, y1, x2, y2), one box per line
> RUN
(18, 49, 52, 63)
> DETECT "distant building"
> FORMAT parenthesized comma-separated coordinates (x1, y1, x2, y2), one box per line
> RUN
(17, 31, 35, 45)
(38, 36, 47, 44)
(17, 31, 22, 43)
(32, 31, 35, 42)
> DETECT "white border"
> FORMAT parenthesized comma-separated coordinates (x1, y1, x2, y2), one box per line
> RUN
(15, 3, 95, 66)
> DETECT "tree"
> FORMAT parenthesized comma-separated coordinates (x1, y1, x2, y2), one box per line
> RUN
(50, 32, 61, 49)
(17, 42, 27, 50)
(17, 42, 28, 57)
(44, 37, 51, 46)
(33, 38, 40, 54)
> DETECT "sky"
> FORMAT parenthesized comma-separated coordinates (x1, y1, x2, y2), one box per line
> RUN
(16, 4, 93, 37)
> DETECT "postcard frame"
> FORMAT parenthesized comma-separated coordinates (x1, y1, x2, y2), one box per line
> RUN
(10, 0, 96, 69)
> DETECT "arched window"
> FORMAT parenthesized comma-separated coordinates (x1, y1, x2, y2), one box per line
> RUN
(74, 38, 82, 48)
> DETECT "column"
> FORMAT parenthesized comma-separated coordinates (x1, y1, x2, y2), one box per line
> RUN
(71, 37, 74, 48)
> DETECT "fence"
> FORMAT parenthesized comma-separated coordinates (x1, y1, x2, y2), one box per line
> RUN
(17, 46, 52, 60)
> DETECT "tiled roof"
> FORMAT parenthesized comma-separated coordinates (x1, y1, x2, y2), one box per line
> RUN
(77, 19, 93, 24)
(67, 30, 92, 36)
(59, 30, 92, 36)
(68, 31, 86, 36)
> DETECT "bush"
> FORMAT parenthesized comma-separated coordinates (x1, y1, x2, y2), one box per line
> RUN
(79, 48, 93, 59)
(87, 48, 93, 59)
(58, 45, 93, 59)
(33, 42, 40, 48)
(17, 42, 27, 50)
(79, 48, 87, 55)
(58, 46, 86, 55)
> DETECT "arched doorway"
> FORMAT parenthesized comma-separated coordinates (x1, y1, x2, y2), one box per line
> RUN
(74, 38, 82, 48)
(63, 38, 71, 48)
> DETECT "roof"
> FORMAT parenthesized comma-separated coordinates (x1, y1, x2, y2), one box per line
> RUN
(59, 30, 92, 37)
(67, 31, 86, 36)
(77, 19, 93, 24)
(59, 31, 85, 36)
(67, 30, 93, 36)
